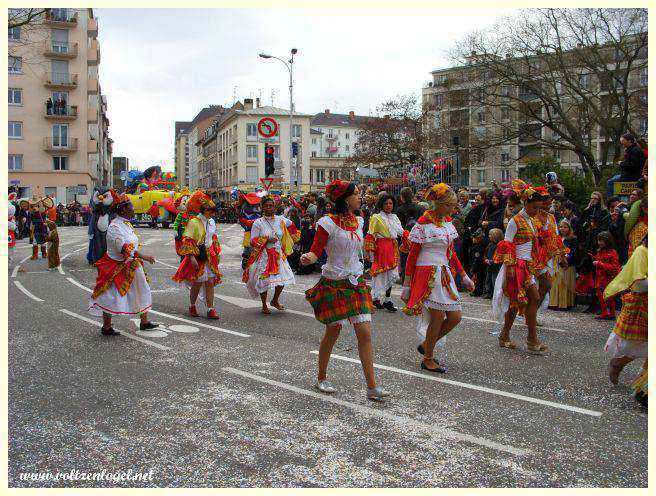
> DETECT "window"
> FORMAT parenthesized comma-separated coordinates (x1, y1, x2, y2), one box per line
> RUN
(640, 68, 647, 87)
(273, 145, 280, 159)
(77, 184, 87, 196)
(640, 119, 647, 135)
(345, 145, 350, 152)
(45, 187, 57, 199)
(311, 151, 317, 157)
(8, 26, 20, 41)
(477, 112, 485, 124)
(246, 122, 257, 137)
(501, 85, 511, 97)
(246, 145, 257, 159)
(435, 94, 444, 106)
(312, 138, 316, 145)
(501, 106, 510, 120)
(9, 121, 22, 138)
(53, 156, 69, 171)
(9, 56, 22, 73)
(292, 124, 301, 138)
(501, 169, 511, 182)
(345, 133, 350, 139)
(477, 169, 486, 185)
(579, 73, 589, 88)
(316, 169, 325, 183)
(52, 123, 68, 146)
(501, 152, 510, 163)
(8, 154, 23, 170)
(310, 169, 314, 183)
(246, 166, 258, 182)
(8, 88, 22, 105)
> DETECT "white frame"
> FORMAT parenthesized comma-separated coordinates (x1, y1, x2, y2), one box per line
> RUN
(53, 156, 69, 171)
(9, 121, 22, 138)
(8, 88, 22, 105)
(9, 154, 23, 170)
(9, 56, 22, 74)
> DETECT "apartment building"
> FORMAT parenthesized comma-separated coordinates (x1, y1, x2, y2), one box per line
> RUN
(309, 109, 366, 186)
(112, 156, 129, 191)
(174, 121, 190, 187)
(422, 47, 648, 188)
(9, 8, 111, 203)
(197, 98, 312, 194)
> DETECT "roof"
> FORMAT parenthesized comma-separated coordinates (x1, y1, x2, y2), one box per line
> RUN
(311, 112, 370, 127)
(235, 105, 312, 118)
(190, 105, 227, 128)
(175, 121, 192, 137)
(310, 128, 323, 135)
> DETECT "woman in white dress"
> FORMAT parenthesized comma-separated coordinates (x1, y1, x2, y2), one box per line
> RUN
(401, 183, 474, 373)
(301, 180, 389, 402)
(88, 195, 159, 335)
(364, 194, 407, 312)
(243, 195, 300, 314)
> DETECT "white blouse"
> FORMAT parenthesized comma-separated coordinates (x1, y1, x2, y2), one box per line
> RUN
(409, 220, 458, 267)
(504, 209, 536, 261)
(106, 217, 139, 261)
(372, 212, 405, 238)
(317, 215, 364, 285)
(251, 215, 294, 250)
(197, 214, 217, 248)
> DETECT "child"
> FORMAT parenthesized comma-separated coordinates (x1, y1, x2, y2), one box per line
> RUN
(45, 219, 60, 270)
(296, 213, 316, 275)
(468, 228, 486, 296)
(483, 228, 503, 299)
(593, 231, 621, 320)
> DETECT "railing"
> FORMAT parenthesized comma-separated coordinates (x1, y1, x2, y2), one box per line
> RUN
(45, 72, 78, 86)
(44, 40, 78, 57)
(44, 10, 78, 25)
(44, 137, 78, 151)
(45, 103, 78, 117)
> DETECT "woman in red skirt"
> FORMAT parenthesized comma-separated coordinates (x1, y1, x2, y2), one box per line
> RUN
(301, 180, 389, 402)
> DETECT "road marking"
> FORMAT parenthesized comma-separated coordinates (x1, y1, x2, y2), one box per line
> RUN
(60, 309, 170, 351)
(57, 264, 65, 275)
(155, 260, 178, 269)
(11, 254, 32, 278)
(148, 310, 250, 338)
(312, 351, 602, 417)
(67, 277, 92, 293)
(13, 280, 44, 302)
(462, 315, 567, 334)
(60, 247, 87, 262)
(222, 367, 530, 456)
(215, 293, 315, 318)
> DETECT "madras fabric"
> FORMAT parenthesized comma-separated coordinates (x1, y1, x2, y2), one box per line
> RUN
(242, 236, 267, 283)
(493, 240, 516, 265)
(370, 237, 399, 276)
(402, 266, 437, 316)
(305, 276, 372, 324)
(502, 259, 535, 315)
(612, 292, 648, 342)
(92, 252, 143, 298)
(632, 367, 648, 396)
(628, 220, 648, 259)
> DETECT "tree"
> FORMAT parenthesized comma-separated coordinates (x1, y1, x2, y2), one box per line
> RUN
(447, 8, 647, 185)
(9, 8, 47, 29)
(8, 8, 49, 67)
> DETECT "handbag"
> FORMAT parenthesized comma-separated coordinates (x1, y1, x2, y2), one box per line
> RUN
(280, 220, 294, 256)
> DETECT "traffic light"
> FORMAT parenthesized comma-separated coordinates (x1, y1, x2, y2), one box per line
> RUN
(265, 145, 275, 177)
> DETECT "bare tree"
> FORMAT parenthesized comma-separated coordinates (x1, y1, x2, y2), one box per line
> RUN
(9, 8, 46, 29)
(8, 8, 50, 68)
(446, 8, 647, 185)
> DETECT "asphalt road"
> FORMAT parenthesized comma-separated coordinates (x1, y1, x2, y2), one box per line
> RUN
(8, 225, 647, 487)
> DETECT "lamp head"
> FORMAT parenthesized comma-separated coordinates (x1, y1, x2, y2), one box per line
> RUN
(259, 53, 272, 59)
(291, 48, 298, 55)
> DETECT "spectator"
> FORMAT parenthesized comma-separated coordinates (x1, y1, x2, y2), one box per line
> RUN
(483, 227, 503, 299)
(502, 192, 521, 230)
(396, 187, 421, 231)
(305, 192, 318, 220)
(628, 188, 644, 207)
(468, 228, 486, 297)
(593, 231, 621, 320)
(606, 133, 646, 196)
(609, 205, 628, 264)
(482, 192, 504, 236)
(46, 98, 53, 116)
(581, 191, 610, 233)
(549, 219, 578, 310)
(546, 172, 565, 197)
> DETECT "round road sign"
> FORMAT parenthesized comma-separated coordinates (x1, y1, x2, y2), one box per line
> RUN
(258, 117, 278, 138)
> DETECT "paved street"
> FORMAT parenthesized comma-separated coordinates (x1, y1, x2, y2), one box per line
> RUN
(8, 224, 647, 487)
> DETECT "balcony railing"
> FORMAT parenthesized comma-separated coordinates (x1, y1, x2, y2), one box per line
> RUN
(87, 39, 100, 64)
(45, 103, 78, 119)
(326, 147, 338, 153)
(326, 134, 337, 140)
(43, 137, 78, 152)
(44, 40, 78, 58)
(44, 72, 78, 88)
(44, 10, 78, 26)
(87, 17, 98, 35)
(87, 76, 99, 94)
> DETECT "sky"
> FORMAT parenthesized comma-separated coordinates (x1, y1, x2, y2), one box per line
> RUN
(97, 8, 517, 172)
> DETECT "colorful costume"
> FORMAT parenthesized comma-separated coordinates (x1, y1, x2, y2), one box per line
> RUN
(8, 202, 16, 262)
(242, 214, 299, 298)
(624, 199, 647, 259)
(594, 247, 621, 318)
(364, 212, 408, 303)
(29, 202, 49, 260)
(238, 192, 262, 269)
(45, 220, 60, 269)
(172, 214, 222, 287)
(172, 194, 191, 258)
(87, 187, 117, 265)
(305, 214, 373, 327)
(88, 216, 152, 316)
(549, 236, 577, 309)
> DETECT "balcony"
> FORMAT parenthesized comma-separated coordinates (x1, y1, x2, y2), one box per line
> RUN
(88, 107, 98, 122)
(88, 17, 98, 36)
(326, 134, 337, 140)
(88, 138, 98, 152)
(45, 103, 78, 120)
(44, 72, 78, 89)
(87, 39, 100, 65)
(44, 10, 78, 27)
(44, 40, 78, 59)
(43, 137, 78, 153)
(88, 76, 99, 94)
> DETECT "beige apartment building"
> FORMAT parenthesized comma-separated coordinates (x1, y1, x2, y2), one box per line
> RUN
(196, 99, 312, 195)
(422, 49, 648, 188)
(9, 8, 111, 203)
(174, 121, 190, 187)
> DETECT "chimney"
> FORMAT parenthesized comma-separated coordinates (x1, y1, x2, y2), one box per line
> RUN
(255, 98, 261, 108)
(349, 111, 355, 120)
(324, 109, 330, 115)
(244, 98, 253, 110)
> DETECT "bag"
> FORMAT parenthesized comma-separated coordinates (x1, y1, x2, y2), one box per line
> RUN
(280, 220, 294, 256)
(197, 244, 208, 262)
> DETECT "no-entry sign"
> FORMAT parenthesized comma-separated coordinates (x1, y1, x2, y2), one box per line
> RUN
(258, 117, 278, 138)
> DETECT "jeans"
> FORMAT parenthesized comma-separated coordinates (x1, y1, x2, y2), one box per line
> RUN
(485, 269, 498, 296)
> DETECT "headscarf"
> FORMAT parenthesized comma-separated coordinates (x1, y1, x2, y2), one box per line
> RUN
(325, 180, 353, 202)
(424, 183, 456, 205)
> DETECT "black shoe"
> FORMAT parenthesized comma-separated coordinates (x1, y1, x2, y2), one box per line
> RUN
(382, 301, 398, 312)
(372, 300, 384, 309)
(139, 321, 160, 330)
(101, 327, 120, 336)
(420, 360, 447, 374)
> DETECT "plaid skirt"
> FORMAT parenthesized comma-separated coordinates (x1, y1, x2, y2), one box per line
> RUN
(613, 292, 648, 342)
(305, 276, 373, 325)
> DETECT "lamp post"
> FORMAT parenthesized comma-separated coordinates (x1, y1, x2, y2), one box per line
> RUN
(259, 48, 300, 194)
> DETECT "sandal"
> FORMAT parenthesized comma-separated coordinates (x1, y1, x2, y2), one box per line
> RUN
(498, 339, 518, 350)
(526, 341, 549, 354)
(420, 358, 446, 374)
(261, 307, 271, 315)
(270, 302, 285, 311)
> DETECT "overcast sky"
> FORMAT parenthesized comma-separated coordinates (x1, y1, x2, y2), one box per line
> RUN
(97, 8, 517, 172)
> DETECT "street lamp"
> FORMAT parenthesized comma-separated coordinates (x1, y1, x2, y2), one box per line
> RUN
(259, 48, 300, 194)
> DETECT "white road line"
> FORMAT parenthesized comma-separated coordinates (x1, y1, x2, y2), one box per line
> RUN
(59, 309, 170, 351)
(57, 265, 65, 275)
(222, 367, 529, 456)
(462, 315, 567, 334)
(13, 280, 44, 302)
(312, 352, 602, 417)
(60, 247, 86, 262)
(155, 260, 178, 269)
(11, 254, 32, 278)
(148, 310, 250, 338)
(67, 277, 92, 293)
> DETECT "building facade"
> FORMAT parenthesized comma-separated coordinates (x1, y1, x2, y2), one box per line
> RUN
(9, 8, 111, 203)
(112, 156, 129, 191)
(197, 99, 312, 194)
(174, 121, 190, 187)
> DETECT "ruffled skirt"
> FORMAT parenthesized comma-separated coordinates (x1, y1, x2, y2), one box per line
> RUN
(89, 265, 152, 316)
(246, 247, 295, 297)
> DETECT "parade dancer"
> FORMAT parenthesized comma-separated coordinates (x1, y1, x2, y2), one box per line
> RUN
(242, 195, 300, 314)
(604, 236, 647, 390)
(45, 219, 60, 270)
(401, 184, 474, 373)
(8, 201, 16, 263)
(491, 180, 548, 354)
(364, 194, 408, 312)
(301, 180, 389, 402)
(172, 191, 222, 319)
(88, 194, 159, 336)
(172, 193, 191, 261)
(29, 200, 48, 260)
